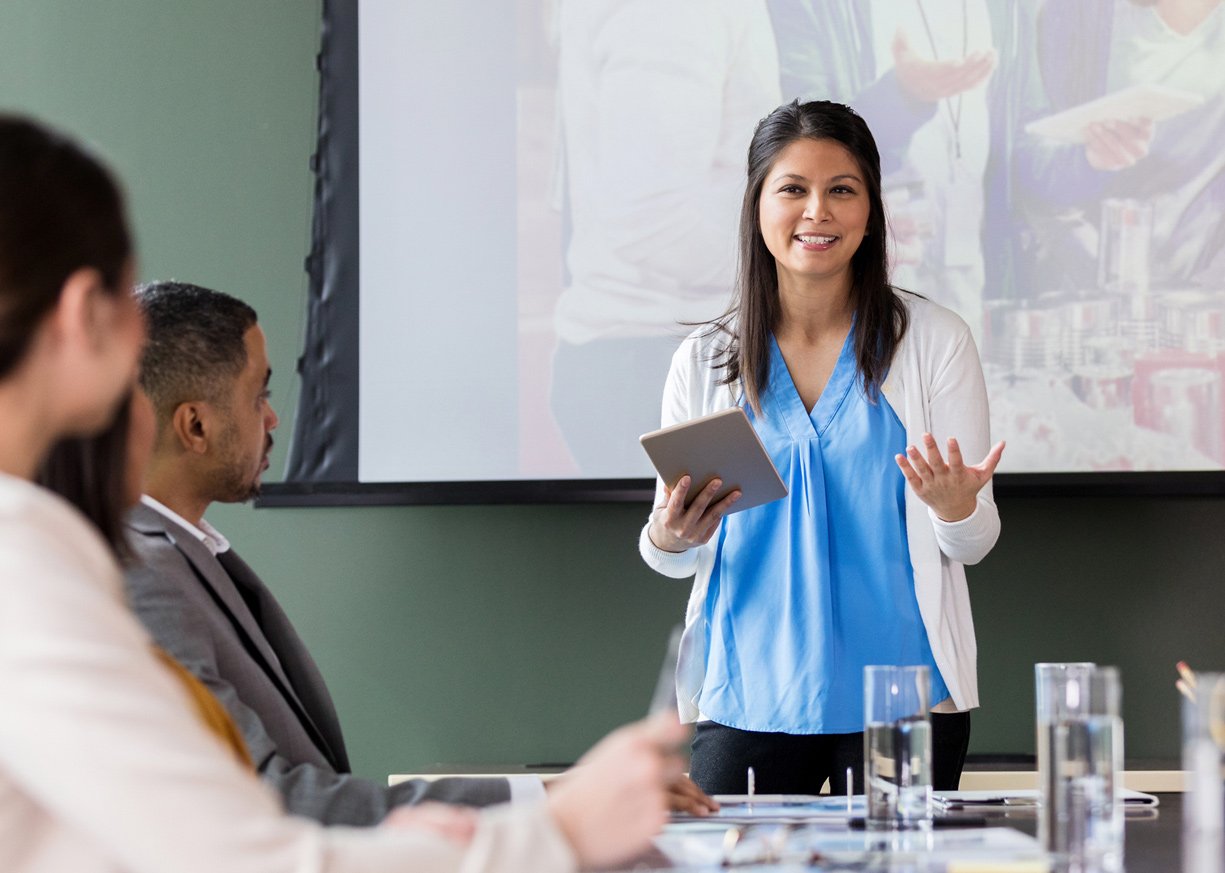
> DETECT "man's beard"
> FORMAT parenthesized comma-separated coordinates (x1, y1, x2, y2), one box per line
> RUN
(240, 477, 262, 503)
(215, 437, 272, 505)
(216, 463, 262, 504)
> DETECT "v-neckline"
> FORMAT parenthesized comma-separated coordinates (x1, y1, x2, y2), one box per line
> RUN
(767, 327, 857, 438)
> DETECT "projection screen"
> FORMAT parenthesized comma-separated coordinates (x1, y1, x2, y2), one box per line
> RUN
(273, 0, 1225, 505)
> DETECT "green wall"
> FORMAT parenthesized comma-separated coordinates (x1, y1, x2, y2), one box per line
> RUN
(2, 0, 1221, 781)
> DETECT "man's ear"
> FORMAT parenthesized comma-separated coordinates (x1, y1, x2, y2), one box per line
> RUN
(169, 401, 213, 455)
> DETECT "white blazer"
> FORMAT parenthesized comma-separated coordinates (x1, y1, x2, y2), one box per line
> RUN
(639, 292, 1001, 721)
(0, 474, 574, 873)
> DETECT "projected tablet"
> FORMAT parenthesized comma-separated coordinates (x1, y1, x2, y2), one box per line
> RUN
(1025, 83, 1204, 143)
(639, 408, 787, 514)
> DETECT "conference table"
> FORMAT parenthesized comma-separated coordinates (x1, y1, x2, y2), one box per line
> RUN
(616, 793, 1186, 871)
(391, 769, 1194, 870)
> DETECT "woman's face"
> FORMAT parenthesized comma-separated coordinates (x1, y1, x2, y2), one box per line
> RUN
(124, 387, 156, 507)
(58, 260, 146, 438)
(757, 137, 871, 292)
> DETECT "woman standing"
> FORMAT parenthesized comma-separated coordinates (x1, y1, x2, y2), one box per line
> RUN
(641, 100, 1003, 795)
(0, 114, 677, 873)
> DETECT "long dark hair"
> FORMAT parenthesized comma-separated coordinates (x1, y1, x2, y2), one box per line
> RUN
(37, 393, 135, 560)
(0, 116, 132, 379)
(710, 100, 907, 413)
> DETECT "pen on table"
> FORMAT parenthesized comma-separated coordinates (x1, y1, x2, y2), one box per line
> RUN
(1177, 660, 1198, 703)
(848, 815, 989, 830)
(1177, 678, 1196, 703)
(845, 766, 853, 813)
(747, 766, 755, 803)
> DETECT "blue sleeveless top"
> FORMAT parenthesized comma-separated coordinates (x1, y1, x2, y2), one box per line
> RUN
(698, 331, 948, 734)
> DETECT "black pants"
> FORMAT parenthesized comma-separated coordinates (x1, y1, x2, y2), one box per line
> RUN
(690, 712, 971, 795)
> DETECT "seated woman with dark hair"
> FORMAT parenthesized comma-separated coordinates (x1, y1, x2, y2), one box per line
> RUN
(0, 113, 682, 873)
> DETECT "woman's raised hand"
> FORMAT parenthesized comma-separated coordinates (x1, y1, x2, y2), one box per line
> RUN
(895, 434, 1005, 522)
(647, 476, 741, 552)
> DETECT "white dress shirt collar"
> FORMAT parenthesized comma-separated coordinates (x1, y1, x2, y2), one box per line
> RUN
(140, 495, 232, 556)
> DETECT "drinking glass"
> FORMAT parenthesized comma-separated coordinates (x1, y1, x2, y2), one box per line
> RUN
(1182, 672, 1225, 873)
(864, 665, 932, 830)
(1036, 663, 1097, 819)
(1035, 663, 1124, 872)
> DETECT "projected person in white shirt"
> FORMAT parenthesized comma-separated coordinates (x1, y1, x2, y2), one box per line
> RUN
(550, 0, 782, 477)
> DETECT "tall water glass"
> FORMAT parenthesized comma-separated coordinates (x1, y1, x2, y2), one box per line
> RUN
(1036, 663, 1097, 824)
(1035, 664, 1124, 872)
(864, 665, 932, 830)
(1182, 672, 1225, 873)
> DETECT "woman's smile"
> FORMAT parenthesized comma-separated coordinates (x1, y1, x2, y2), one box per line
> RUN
(794, 233, 840, 251)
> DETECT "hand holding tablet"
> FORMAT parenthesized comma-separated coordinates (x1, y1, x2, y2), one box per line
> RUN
(640, 408, 787, 552)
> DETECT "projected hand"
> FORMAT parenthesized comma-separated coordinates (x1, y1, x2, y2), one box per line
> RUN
(1084, 118, 1153, 171)
(895, 433, 1005, 522)
(547, 715, 686, 869)
(892, 30, 996, 103)
(648, 476, 741, 552)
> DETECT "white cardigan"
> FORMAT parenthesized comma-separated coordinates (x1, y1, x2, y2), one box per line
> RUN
(0, 474, 574, 873)
(639, 292, 1001, 722)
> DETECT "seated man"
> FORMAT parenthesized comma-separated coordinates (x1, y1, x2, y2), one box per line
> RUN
(126, 281, 713, 826)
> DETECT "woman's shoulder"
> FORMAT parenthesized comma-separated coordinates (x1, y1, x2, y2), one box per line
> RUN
(672, 323, 735, 367)
(893, 288, 974, 346)
(665, 323, 742, 412)
(0, 474, 115, 577)
(0, 472, 66, 527)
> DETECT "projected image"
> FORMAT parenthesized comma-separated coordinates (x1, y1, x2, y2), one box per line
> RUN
(996, 1, 1225, 471)
(521, 2, 780, 479)
(357, 0, 1225, 484)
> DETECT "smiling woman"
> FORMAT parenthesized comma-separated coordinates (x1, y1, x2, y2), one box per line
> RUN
(640, 100, 1005, 797)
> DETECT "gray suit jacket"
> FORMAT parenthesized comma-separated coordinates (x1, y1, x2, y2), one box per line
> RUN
(124, 503, 511, 825)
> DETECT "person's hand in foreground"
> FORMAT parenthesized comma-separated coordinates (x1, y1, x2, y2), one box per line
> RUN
(896, 433, 1005, 522)
(648, 476, 741, 552)
(547, 714, 688, 869)
(381, 802, 479, 846)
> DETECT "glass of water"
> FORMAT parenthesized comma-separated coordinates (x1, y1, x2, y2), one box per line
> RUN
(1182, 671, 1225, 873)
(863, 664, 932, 831)
(1035, 663, 1097, 834)
(1035, 663, 1124, 872)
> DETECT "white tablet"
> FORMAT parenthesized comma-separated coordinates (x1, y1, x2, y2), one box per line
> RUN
(1024, 83, 1204, 143)
(639, 407, 787, 514)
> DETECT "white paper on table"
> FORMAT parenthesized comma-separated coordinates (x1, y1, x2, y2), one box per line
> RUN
(655, 822, 1049, 869)
(671, 793, 866, 824)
